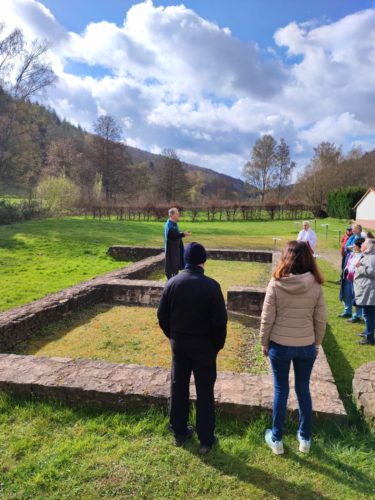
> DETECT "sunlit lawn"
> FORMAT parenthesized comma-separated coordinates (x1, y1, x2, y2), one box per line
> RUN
(0, 216, 348, 311)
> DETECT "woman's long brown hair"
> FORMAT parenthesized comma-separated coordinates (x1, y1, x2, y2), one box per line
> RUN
(273, 241, 324, 284)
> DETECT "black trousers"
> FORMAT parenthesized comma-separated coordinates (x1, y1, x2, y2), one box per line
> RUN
(170, 336, 217, 446)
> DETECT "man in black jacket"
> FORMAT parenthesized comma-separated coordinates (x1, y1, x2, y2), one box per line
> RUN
(157, 242, 227, 454)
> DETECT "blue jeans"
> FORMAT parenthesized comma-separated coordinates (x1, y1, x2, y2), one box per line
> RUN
(269, 342, 316, 442)
(342, 280, 363, 318)
(363, 305, 375, 342)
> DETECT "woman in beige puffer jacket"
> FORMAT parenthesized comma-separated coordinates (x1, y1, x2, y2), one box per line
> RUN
(260, 240, 327, 455)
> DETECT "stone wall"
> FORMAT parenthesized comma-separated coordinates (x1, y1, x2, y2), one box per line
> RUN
(0, 244, 348, 424)
(107, 245, 274, 263)
(105, 279, 164, 306)
(108, 245, 164, 261)
(206, 248, 273, 263)
(0, 254, 165, 351)
(353, 361, 375, 422)
(0, 352, 347, 422)
(227, 286, 266, 315)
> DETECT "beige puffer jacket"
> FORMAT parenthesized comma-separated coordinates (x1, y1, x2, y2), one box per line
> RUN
(260, 272, 327, 347)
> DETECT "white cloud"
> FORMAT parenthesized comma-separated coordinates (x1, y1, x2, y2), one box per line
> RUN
(2, 0, 375, 177)
(299, 112, 366, 146)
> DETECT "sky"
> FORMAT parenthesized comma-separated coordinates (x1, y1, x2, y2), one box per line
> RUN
(2, 0, 375, 179)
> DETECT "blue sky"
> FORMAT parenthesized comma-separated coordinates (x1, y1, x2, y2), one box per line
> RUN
(41, 0, 374, 48)
(3, 0, 375, 178)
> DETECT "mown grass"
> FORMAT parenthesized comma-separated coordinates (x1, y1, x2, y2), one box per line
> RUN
(149, 259, 271, 296)
(1, 217, 374, 498)
(0, 216, 347, 311)
(0, 394, 374, 499)
(318, 258, 375, 421)
(12, 306, 266, 374)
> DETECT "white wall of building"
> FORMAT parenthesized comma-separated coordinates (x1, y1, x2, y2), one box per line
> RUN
(356, 190, 375, 220)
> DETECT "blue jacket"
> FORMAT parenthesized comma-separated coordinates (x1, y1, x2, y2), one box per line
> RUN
(345, 233, 361, 252)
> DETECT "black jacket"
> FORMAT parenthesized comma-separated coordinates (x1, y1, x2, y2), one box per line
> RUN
(165, 224, 185, 277)
(157, 265, 228, 351)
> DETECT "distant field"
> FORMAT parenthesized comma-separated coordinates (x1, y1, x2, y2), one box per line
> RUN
(0, 216, 348, 311)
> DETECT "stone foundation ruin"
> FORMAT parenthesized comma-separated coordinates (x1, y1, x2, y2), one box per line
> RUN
(0, 245, 347, 422)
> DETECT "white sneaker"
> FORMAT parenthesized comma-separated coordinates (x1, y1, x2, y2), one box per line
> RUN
(297, 432, 311, 453)
(265, 429, 284, 455)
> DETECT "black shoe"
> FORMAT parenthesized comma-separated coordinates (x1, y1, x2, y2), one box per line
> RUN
(358, 339, 375, 345)
(347, 317, 361, 323)
(174, 426, 194, 446)
(338, 313, 352, 318)
(198, 437, 218, 455)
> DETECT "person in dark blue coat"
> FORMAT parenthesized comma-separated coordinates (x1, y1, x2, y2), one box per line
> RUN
(164, 207, 191, 279)
(157, 242, 227, 454)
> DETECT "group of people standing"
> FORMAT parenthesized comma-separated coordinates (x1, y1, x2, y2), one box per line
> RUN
(157, 209, 374, 457)
(339, 223, 375, 345)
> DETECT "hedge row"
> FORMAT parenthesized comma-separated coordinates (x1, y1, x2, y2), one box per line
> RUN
(326, 187, 366, 219)
(0, 200, 48, 225)
(88, 203, 315, 222)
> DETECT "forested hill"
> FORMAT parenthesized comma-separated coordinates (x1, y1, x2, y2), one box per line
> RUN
(125, 145, 246, 198)
(0, 92, 247, 201)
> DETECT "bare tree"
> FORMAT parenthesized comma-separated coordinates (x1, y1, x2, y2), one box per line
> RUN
(45, 137, 81, 179)
(296, 142, 342, 214)
(274, 138, 295, 200)
(156, 148, 189, 203)
(94, 115, 121, 143)
(0, 23, 55, 181)
(91, 115, 129, 202)
(0, 25, 23, 77)
(243, 134, 277, 202)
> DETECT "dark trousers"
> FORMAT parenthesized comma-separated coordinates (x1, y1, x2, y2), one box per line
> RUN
(170, 336, 217, 446)
(269, 342, 316, 442)
(363, 305, 375, 342)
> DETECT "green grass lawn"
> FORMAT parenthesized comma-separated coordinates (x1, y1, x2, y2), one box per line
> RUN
(0, 216, 348, 311)
(1, 216, 374, 499)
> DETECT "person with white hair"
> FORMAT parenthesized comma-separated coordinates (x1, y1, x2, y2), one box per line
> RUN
(354, 238, 375, 345)
(164, 207, 191, 279)
(297, 221, 317, 254)
(345, 224, 362, 253)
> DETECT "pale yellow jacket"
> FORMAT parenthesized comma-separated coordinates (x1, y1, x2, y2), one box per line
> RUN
(260, 272, 327, 347)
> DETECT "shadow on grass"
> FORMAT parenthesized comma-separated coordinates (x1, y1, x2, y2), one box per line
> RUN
(187, 419, 375, 498)
(189, 443, 329, 499)
(8, 303, 114, 355)
(322, 323, 362, 424)
(2, 393, 374, 497)
(287, 442, 375, 496)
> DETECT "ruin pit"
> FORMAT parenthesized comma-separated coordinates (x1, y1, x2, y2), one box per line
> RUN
(0, 246, 347, 423)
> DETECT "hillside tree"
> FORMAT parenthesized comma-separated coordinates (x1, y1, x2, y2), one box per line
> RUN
(0, 23, 55, 181)
(92, 115, 130, 202)
(156, 148, 190, 203)
(243, 134, 277, 202)
(296, 142, 342, 213)
(45, 137, 82, 180)
(274, 138, 295, 200)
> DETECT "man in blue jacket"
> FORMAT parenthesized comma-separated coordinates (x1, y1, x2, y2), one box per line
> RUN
(164, 207, 191, 279)
(157, 242, 227, 454)
(345, 223, 362, 253)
